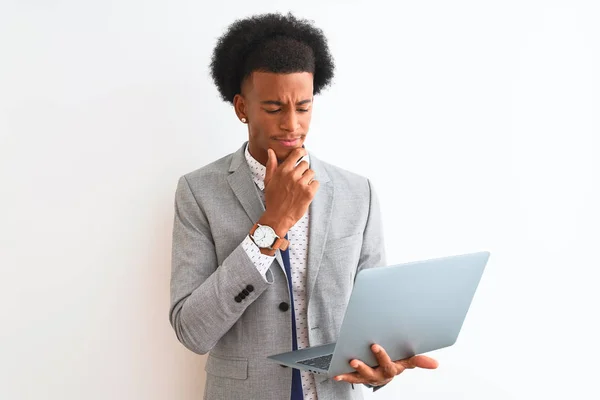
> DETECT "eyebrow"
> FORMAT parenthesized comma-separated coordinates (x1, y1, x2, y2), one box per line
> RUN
(260, 99, 312, 106)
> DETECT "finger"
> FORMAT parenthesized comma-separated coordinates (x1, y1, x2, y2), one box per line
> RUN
(348, 359, 378, 383)
(298, 168, 315, 185)
(335, 373, 391, 387)
(280, 148, 307, 172)
(264, 148, 277, 187)
(371, 344, 397, 379)
(293, 154, 309, 168)
(334, 372, 365, 384)
(308, 179, 320, 194)
(292, 160, 310, 180)
(397, 355, 439, 370)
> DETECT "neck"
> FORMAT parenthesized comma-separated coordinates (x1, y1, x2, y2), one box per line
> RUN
(247, 141, 268, 166)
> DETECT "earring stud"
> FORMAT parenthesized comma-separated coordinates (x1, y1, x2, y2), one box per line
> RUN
(241, 118, 247, 123)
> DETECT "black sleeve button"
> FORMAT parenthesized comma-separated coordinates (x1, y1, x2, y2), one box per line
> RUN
(239, 292, 246, 299)
(279, 302, 289, 312)
(235, 296, 242, 303)
(242, 289, 250, 296)
(246, 285, 254, 292)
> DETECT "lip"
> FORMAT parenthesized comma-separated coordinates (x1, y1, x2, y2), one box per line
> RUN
(274, 137, 302, 147)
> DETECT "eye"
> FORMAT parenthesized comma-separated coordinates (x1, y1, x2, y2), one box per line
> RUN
(264, 109, 310, 114)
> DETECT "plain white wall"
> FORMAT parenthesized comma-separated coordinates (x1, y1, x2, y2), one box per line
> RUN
(1, 1, 599, 399)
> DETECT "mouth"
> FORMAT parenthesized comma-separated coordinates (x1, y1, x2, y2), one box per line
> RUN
(274, 137, 302, 147)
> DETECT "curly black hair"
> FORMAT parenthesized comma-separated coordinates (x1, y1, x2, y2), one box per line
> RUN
(210, 12, 335, 104)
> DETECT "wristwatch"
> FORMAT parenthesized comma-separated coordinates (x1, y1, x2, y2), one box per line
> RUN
(249, 223, 289, 251)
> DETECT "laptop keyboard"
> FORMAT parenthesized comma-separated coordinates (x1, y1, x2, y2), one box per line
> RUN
(297, 353, 333, 370)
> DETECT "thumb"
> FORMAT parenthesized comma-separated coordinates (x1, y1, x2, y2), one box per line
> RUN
(264, 148, 277, 187)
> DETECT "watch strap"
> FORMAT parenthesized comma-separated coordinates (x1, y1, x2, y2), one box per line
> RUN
(249, 222, 260, 236)
(271, 236, 289, 251)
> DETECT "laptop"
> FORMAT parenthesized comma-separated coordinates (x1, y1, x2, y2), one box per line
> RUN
(267, 251, 490, 377)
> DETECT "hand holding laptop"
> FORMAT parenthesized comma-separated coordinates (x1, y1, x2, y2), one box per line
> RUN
(267, 251, 489, 383)
(333, 343, 438, 387)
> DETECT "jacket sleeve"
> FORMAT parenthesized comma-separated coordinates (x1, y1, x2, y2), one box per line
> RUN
(168, 175, 274, 355)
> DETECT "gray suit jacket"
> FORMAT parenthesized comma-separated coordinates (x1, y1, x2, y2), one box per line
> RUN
(169, 142, 386, 399)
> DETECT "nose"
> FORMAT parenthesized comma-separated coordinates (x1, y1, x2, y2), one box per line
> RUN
(279, 109, 300, 132)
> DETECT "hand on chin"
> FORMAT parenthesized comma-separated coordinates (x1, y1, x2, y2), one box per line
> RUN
(273, 142, 304, 163)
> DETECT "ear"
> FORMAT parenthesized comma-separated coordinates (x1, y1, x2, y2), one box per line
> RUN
(233, 94, 247, 121)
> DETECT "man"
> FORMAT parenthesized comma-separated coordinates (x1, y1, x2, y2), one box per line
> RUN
(169, 12, 438, 399)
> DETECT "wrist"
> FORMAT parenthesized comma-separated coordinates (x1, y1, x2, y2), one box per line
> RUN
(257, 213, 291, 238)
(247, 232, 276, 255)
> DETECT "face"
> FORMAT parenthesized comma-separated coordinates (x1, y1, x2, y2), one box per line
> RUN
(234, 71, 314, 166)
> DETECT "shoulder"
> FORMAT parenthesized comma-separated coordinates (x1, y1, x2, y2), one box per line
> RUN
(313, 156, 373, 194)
(184, 153, 232, 181)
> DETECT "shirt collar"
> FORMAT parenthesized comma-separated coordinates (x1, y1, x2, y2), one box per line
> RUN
(244, 143, 310, 191)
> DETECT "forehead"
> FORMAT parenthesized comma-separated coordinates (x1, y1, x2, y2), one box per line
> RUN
(243, 71, 314, 101)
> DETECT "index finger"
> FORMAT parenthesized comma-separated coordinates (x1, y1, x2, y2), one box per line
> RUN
(280, 148, 307, 171)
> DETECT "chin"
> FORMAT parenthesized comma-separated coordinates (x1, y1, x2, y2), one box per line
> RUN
(275, 144, 304, 162)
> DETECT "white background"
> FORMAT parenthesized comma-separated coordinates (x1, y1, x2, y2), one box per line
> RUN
(1, 1, 599, 399)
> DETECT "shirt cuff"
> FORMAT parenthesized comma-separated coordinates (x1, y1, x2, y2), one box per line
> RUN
(242, 235, 275, 280)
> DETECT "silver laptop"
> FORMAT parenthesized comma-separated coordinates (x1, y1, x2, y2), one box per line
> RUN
(267, 251, 490, 377)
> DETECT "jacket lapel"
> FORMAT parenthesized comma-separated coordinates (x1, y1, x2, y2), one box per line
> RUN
(227, 143, 264, 223)
(305, 153, 334, 305)
(227, 142, 285, 273)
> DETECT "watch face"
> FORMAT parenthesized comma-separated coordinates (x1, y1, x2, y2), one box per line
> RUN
(253, 225, 276, 248)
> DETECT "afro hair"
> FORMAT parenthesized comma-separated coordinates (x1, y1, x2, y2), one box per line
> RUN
(209, 12, 335, 104)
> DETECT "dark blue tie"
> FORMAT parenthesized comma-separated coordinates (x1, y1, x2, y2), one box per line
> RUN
(281, 235, 304, 400)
